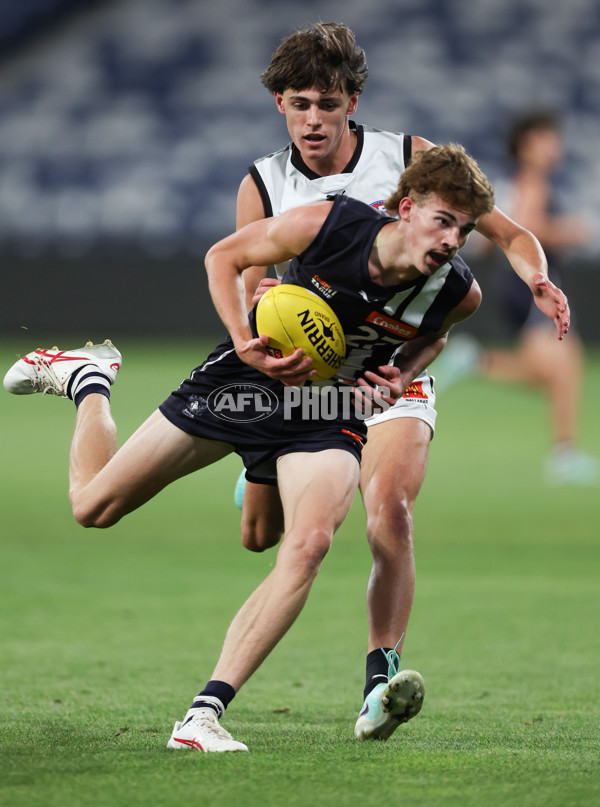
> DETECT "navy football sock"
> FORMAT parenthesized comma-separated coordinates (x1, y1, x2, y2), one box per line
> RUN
(364, 648, 395, 699)
(186, 680, 236, 720)
(68, 366, 111, 407)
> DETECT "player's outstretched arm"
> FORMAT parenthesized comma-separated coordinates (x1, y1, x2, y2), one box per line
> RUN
(476, 207, 570, 339)
(411, 135, 569, 339)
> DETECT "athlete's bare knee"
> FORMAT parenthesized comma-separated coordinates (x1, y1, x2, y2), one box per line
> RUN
(71, 492, 124, 529)
(366, 492, 414, 557)
(281, 527, 332, 577)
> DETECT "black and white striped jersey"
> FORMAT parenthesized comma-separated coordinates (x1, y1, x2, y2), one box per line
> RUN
(282, 195, 474, 384)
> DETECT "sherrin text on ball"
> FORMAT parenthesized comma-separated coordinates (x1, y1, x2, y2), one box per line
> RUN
(256, 284, 346, 382)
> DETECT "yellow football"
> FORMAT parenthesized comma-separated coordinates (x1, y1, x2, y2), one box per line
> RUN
(255, 284, 346, 381)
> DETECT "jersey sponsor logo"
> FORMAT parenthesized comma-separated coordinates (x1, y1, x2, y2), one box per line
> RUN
(366, 311, 418, 338)
(402, 380, 429, 400)
(311, 274, 337, 299)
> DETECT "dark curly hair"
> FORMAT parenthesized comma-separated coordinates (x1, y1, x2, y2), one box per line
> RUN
(261, 22, 368, 96)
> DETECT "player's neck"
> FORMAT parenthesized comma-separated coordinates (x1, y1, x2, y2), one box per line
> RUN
(369, 225, 420, 285)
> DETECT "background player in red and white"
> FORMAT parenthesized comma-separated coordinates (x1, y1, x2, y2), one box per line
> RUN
(233, 23, 570, 740)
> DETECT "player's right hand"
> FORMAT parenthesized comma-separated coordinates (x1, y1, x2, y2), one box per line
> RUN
(530, 272, 571, 340)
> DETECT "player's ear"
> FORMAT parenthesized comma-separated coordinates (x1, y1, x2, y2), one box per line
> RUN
(274, 92, 286, 114)
(397, 196, 415, 221)
(347, 93, 358, 116)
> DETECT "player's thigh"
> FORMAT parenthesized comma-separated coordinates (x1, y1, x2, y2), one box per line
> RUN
(96, 409, 234, 508)
(360, 416, 431, 509)
(277, 449, 360, 535)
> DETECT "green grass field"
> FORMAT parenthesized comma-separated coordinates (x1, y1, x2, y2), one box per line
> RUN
(1, 337, 599, 807)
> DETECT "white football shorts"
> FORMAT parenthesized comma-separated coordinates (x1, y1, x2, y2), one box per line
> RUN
(365, 371, 437, 435)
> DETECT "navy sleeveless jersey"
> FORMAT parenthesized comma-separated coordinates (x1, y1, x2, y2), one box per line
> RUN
(279, 195, 475, 384)
(160, 195, 474, 472)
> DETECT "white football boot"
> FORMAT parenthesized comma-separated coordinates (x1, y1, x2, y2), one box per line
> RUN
(3, 340, 121, 397)
(167, 708, 248, 753)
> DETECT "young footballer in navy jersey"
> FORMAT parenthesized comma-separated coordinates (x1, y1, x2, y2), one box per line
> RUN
(6, 144, 525, 752)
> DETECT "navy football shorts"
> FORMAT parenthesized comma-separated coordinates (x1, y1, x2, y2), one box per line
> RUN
(159, 339, 366, 484)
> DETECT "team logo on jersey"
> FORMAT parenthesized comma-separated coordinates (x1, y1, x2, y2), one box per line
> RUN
(182, 394, 208, 420)
(366, 311, 418, 338)
(402, 381, 429, 400)
(311, 274, 337, 299)
(370, 200, 387, 213)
